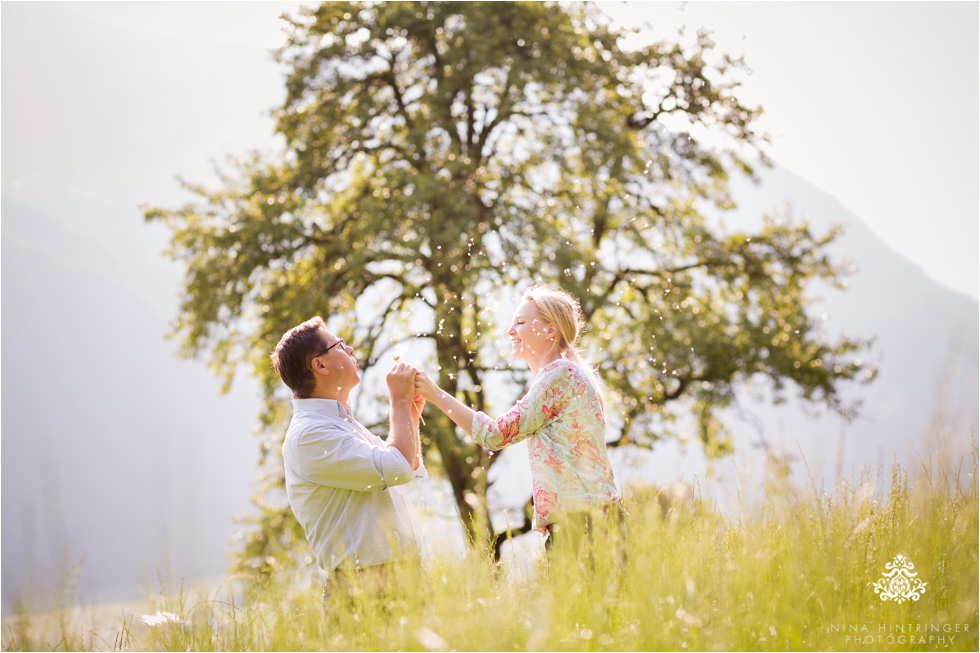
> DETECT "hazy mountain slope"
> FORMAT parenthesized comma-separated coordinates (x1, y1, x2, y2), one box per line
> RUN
(620, 165, 979, 503)
(728, 166, 977, 464)
(1, 197, 261, 607)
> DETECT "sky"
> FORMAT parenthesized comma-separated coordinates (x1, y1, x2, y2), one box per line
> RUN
(2, 0, 978, 302)
(602, 1, 979, 301)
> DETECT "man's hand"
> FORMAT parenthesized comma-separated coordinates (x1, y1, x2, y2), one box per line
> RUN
(386, 362, 418, 400)
(386, 363, 422, 469)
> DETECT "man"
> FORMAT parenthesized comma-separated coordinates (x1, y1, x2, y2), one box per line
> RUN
(270, 316, 426, 598)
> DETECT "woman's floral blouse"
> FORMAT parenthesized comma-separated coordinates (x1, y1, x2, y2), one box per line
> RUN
(471, 358, 621, 533)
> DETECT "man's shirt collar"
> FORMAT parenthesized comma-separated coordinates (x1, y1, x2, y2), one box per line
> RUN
(291, 397, 352, 418)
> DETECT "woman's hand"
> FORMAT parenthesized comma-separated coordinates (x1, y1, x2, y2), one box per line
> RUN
(413, 370, 476, 437)
(414, 370, 442, 402)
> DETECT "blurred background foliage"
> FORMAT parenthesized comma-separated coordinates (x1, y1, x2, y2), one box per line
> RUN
(143, 1, 874, 578)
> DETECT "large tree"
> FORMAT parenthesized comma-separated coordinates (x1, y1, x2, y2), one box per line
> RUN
(145, 1, 872, 575)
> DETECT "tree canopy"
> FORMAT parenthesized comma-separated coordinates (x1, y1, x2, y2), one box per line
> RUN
(144, 1, 873, 575)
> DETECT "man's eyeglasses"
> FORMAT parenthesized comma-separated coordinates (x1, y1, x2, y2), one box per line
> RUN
(315, 339, 346, 358)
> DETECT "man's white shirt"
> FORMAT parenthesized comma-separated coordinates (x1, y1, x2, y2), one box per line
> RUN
(282, 398, 426, 572)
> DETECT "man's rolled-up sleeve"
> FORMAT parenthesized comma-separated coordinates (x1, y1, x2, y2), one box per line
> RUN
(297, 426, 414, 491)
(373, 445, 416, 489)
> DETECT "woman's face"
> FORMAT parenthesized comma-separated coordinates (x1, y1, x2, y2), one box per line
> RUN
(507, 300, 556, 361)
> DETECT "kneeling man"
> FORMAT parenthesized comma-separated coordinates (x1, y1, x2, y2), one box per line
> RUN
(271, 317, 426, 597)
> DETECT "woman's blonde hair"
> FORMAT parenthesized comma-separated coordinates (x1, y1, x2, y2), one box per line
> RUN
(523, 285, 606, 414)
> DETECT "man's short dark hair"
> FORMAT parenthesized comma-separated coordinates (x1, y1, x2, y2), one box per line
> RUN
(271, 317, 328, 398)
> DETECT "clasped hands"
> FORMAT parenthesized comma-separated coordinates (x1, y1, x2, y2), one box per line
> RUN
(386, 361, 441, 424)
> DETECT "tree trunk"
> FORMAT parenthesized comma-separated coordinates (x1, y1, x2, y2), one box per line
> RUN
(430, 278, 488, 543)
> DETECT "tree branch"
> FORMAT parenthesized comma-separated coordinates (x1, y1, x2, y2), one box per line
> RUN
(476, 64, 518, 159)
(423, 31, 464, 152)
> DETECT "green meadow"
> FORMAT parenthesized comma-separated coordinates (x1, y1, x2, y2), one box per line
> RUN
(4, 447, 977, 652)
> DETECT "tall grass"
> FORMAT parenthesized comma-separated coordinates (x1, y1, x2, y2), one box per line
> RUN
(4, 448, 977, 652)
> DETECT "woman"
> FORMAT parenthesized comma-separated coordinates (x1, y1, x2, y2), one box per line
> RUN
(413, 286, 622, 542)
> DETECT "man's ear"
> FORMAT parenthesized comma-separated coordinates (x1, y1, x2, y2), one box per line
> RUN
(311, 357, 330, 376)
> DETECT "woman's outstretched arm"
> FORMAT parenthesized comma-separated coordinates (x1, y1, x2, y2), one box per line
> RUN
(416, 362, 574, 450)
(414, 371, 476, 436)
